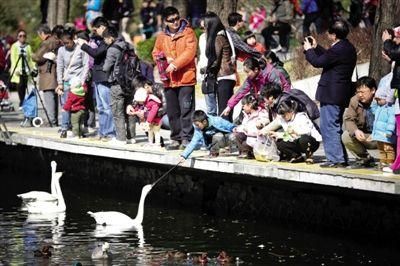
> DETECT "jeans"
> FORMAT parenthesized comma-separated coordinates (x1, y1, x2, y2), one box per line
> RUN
(110, 84, 135, 141)
(60, 83, 71, 131)
(42, 89, 58, 126)
(95, 82, 115, 137)
(165, 86, 195, 141)
(204, 93, 217, 116)
(320, 103, 347, 163)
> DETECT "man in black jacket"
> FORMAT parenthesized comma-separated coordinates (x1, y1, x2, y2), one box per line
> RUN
(304, 19, 357, 168)
(77, 16, 116, 141)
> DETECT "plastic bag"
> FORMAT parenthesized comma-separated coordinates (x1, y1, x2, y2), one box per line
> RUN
(253, 135, 280, 162)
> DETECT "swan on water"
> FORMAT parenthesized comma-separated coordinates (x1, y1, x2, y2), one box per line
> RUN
(25, 171, 66, 213)
(87, 184, 153, 227)
(17, 161, 59, 203)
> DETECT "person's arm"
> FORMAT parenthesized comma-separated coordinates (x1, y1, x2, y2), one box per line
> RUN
(151, 35, 163, 62)
(26, 45, 35, 70)
(56, 47, 65, 85)
(10, 44, 19, 74)
(227, 78, 251, 109)
(102, 46, 118, 73)
(305, 45, 338, 68)
(80, 49, 90, 84)
(171, 28, 197, 70)
(31, 42, 47, 64)
(259, 118, 281, 135)
(81, 42, 108, 58)
(228, 29, 262, 59)
(343, 98, 359, 136)
(383, 40, 400, 61)
(181, 129, 203, 159)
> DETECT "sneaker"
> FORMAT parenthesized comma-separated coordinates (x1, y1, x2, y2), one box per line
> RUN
(60, 130, 67, 138)
(289, 156, 304, 163)
(108, 138, 126, 145)
(348, 158, 375, 169)
(382, 167, 393, 173)
(209, 151, 219, 158)
(18, 106, 23, 111)
(179, 139, 190, 150)
(126, 138, 136, 144)
(320, 162, 348, 168)
(166, 140, 181, 150)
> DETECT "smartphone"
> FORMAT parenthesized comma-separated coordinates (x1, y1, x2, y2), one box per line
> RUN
(306, 36, 313, 45)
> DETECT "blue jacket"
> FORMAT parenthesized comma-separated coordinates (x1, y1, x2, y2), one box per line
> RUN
(181, 115, 236, 159)
(371, 102, 396, 144)
(305, 39, 357, 106)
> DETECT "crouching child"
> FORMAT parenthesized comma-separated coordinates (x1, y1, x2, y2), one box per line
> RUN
(180, 110, 237, 159)
(260, 99, 321, 164)
(62, 77, 86, 138)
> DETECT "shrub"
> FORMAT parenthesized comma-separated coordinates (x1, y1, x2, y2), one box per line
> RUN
(136, 37, 156, 63)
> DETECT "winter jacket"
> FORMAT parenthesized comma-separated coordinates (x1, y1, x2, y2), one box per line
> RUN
(236, 108, 270, 137)
(144, 94, 162, 125)
(226, 28, 262, 60)
(32, 35, 62, 90)
(181, 115, 236, 159)
(383, 39, 400, 89)
(57, 44, 89, 85)
(81, 37, 109, 83)
(227, 62, 291, 109)
(103, 39, 131, 84)
(343, 95, 374, 136)
(206, 31, 236, 79)
(152, 19, 197, 88)
(370, 101, 396, 144)
(10, 41, 35, 83)
(63, 92, 86, 112)
(301, 0, 319, 14)
(261, 112, 322, 142)
(305, 39, 357, 106)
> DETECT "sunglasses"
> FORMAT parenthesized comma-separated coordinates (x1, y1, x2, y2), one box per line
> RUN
(18, 34, 26, 38)
(166, 16, 180, 23)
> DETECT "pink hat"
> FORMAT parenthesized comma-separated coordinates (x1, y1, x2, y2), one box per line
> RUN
(394, 26, 400, 38)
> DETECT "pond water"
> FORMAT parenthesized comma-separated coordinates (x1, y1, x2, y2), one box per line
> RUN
(0, 172, 399, 265)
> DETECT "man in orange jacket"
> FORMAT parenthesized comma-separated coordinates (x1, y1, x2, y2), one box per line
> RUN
(152, 6, 197, 150)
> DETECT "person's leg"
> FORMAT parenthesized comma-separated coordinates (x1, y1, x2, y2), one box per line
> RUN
(60, 86, 71, 131)
(235, 132, 252, 155)
(302, 13, 312, 37)
(297, 135, 320, 156)
(95, 82, 115, 138)
(78, 110, 85, 137)
(178, 86, 195, 142)
(391, 115, 400, 171)
(342, 130, 374, 159)
(210, 133, 228, 156)
(148, 125, 154, 144)
(85, 84, 96, 129)
(17, 76, 28, 107)
(320, 104, 347, 164)
(383, 142, 395, 165)
(276, 139, 301, 160)
(217, 79, 235, 122)
(153, 124, 161, 145)
(165, 88, 181, 142)
(70, 112, 79, 137)
(42, 90, 58, 126)
(126, 115, 137, 141)
(110, 84, 127, 141)
(204, 92, 217, 116)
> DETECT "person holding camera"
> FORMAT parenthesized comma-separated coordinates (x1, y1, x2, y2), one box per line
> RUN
(9, 29, 35, 109)
(32, 25, 62, 127)
(304, 20, 357, 168)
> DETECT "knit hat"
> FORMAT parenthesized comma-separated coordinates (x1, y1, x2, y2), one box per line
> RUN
(69, 76, 85, 97)
(375, 72, 394, 103)
(134, 88, 147, 102)
(394, 26, 400, 38)
(243, 30, 256, 42)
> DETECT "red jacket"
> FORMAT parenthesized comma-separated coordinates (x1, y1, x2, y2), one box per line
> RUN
(145, 94, 162, 125)
(63, 93, 86, 112)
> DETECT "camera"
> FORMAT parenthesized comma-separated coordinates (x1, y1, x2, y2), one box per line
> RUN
(31, 69, 38, 77)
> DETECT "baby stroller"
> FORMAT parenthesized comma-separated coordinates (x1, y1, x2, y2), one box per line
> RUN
(0, 80, 14, 112)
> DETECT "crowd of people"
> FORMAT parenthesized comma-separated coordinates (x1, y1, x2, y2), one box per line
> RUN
(0, 1, 399, 174)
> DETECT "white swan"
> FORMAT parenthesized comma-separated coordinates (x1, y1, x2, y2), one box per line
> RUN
(25, 171, 66, 213)
(88, 184, 153, 226)
(17, 161, 59, 203)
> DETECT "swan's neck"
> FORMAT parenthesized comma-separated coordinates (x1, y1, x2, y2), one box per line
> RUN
(51, 173, 57, 196)
(133, 187, 151, 225)
(54, 176, 65, 211)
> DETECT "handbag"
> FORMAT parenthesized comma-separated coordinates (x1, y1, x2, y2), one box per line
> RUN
(201, 73, 218, 94)
(253, 135, 280, 162)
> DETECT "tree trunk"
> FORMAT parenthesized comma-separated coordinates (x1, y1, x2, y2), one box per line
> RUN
(47, 0, 69, 29)
(56, 0, 68, 26)
(369, 0, 400, 81)
(47, 0, 57, 29)
(207, 0, 238, 26)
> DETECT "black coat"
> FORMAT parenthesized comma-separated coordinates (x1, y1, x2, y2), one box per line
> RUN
(81, 38, 109, 83)
(305, 39, 357, 106)
(383, 39, 400, 89)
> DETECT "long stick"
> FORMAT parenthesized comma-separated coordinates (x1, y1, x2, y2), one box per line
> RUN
(152, 160, 183, 186)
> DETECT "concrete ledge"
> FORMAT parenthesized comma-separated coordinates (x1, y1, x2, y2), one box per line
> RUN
(4, 126, 400, 195)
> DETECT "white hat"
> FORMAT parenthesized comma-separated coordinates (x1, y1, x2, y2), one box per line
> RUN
(134, 88, 147, 102)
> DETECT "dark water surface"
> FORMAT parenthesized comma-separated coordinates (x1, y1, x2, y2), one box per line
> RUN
(0, 172, 399, 265)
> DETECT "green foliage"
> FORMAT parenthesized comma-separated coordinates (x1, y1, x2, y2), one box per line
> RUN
(0, 1, 41, 35)
(136, 37, 156, 63)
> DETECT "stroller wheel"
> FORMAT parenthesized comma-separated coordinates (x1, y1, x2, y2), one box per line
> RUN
(32, 117, 43, 128)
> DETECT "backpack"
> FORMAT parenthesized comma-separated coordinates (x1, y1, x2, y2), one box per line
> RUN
(281, 89, 320, 120)
(112, 42, 141, 93)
